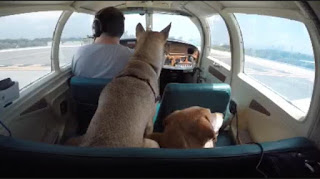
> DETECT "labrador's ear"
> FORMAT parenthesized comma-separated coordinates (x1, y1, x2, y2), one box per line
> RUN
(136, 23, 145, 39)
(163, 110, 180, 127)
(160, 23, 171, 40)
(196, 116, 215, 140)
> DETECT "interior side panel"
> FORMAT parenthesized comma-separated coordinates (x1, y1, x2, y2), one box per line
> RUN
(236, 108, 298, 143)
(201, 57, 231, 84)
(230, 75, 315, 143)
(6, 79, 77, 144)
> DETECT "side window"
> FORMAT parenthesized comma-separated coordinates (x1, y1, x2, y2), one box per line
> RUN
(60, 13, 144, 67)
(235, 13, 315, 113)
(0, 11, 62, 90)
(206, 15, 231, 69)
(122, 13, 146, 39)
(60, 12, 94, 67)
(152, 13, 201, 48)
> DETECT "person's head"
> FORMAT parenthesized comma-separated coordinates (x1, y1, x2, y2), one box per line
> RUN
(92, 7, 125, 38)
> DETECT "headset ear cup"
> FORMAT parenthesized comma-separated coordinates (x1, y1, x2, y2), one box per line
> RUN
(92, 18, 102, 37)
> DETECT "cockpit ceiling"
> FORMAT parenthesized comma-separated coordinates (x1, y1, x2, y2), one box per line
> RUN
(0, 1, 313, 20)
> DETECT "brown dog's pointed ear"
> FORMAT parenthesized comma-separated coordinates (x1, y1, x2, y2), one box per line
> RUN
(160, 23, 171, 39)
(136, 23, 145, 39)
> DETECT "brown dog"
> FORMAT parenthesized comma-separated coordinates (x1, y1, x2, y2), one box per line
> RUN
(147, 106, 224, 148)
(65, 23, 171, 148)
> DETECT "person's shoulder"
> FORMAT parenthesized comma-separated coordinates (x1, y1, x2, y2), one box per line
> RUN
(75, 44, 94, 52)
(118, 44, 134, 54)
(79, 43, 98, 50)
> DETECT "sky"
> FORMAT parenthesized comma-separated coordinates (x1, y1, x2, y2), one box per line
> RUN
(0, 11, 314, 56)
(234, 13, 314, 56)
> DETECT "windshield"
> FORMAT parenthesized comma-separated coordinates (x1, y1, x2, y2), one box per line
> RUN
(121, 13, 146, 39)
(152, 13, 201, 47)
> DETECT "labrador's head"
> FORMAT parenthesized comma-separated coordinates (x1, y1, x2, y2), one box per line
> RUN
(149, 106, 223, 148)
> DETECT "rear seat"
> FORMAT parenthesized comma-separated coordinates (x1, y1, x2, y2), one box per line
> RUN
(70, 76, 112, 134)
(154, 83, 233, 146)
(0, 135, 319, 177)
(154, 83, 231, 133)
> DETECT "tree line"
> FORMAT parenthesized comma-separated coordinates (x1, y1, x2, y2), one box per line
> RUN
(0, 37, 90, 50)
(212, 44, 314, 70)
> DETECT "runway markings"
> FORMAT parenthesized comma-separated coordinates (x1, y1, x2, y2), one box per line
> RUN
(245, 68, 314, 81)
(0, 64, 50, 71)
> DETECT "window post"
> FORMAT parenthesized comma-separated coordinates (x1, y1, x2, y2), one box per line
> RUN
(146, 10, 153, 30)
(51, 10, 73, 72)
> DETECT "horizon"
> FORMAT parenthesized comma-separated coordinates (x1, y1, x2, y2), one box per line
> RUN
(0, 11, 315, 56)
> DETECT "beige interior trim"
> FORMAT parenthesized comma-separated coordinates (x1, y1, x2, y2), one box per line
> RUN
(295, 2, 320, 145)
(52, 11, 73, 72)
(0, 69, 71, 132)
(221, 8, 305, 22)
(0, 5, 73, 17)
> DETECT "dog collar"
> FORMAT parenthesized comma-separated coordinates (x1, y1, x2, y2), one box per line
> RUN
(116, 74, 161, 103)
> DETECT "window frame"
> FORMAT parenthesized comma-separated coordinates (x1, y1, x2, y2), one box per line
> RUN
(205, 14, 232, 71)
(151, 11, 202, 48)
(0, 10, 64, 92)
(0, 9, 71, 123)
(232, 12, 317, 121)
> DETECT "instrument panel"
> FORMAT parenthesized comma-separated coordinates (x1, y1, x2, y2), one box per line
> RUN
(120, 38, 200, 71)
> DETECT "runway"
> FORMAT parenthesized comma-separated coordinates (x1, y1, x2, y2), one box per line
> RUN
(0, 46, 314, 112)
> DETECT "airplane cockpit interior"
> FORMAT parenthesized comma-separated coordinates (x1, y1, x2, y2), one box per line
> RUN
(120, 38, 200, 95)
(0, 1, 320, 177)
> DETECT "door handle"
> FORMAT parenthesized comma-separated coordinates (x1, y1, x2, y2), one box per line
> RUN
(212, 62, 221, 68)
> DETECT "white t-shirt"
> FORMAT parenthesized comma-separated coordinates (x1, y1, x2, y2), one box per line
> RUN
(71, 43, 134, 79)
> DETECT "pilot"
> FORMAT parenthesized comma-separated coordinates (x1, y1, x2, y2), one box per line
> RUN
(187, 48, 195, 62)
(71, 7, 134, 79)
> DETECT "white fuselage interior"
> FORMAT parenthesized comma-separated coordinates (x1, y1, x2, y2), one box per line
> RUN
(0, 1, 320, 148)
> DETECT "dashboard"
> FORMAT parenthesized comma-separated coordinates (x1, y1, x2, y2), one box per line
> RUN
(120, 38, 200, 71)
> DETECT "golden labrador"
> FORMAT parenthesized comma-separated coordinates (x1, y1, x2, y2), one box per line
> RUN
(147, 106, 223, 148)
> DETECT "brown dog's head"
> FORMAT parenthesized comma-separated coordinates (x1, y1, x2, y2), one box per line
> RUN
(148, 106, 223, 149)
(134, 23, 171, 76)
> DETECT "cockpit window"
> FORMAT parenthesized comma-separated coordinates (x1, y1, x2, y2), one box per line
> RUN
(206, 14, 231, 69)
(152, 13, 201, 48)
(235, 13, 315, 113)
(122, 13, 146, 39)
(0, 11, 62, 90)
(60, 12, 94, 67)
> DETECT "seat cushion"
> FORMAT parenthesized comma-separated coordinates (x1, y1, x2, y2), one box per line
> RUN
(154, 83, 231, 132)
(216, 131, 235, 147)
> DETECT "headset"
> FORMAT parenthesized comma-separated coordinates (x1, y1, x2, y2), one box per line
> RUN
(92, 8, 105, 38)
(92, 15, 103, 38)
(92, 8, 125, 39)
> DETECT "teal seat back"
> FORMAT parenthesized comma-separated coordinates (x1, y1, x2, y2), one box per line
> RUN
(154, 83, 231, 132)
(70, 76, 113, 105)
(70, 76, 113, 134)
